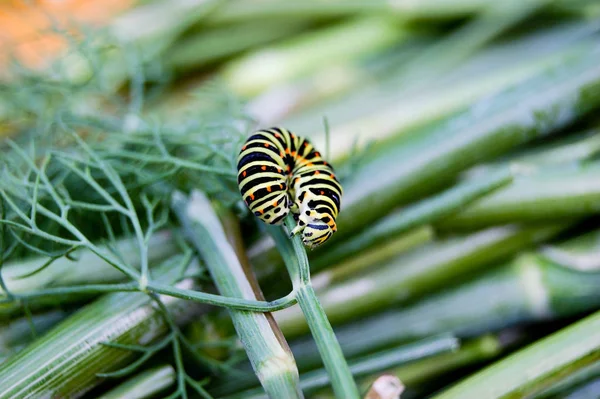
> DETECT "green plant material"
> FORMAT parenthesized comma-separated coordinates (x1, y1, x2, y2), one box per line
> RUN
(387, 0, 549, 87)
(0, 255, 199, 398)
(249, 32, 600, 267)
(172, 190, 303, 399)
(311, 167, 514, 271)
(535, 360, 600, 398)
(99, 365, 176, 399)
(311, 227, 433, 290)
(290, 334, 512, 399)
(540, 225, 600, 273)
(335, 41, 600, 238)
(438, 163, 600, 230)
(466, 128, 600, 175)
(367, 334, 507, 395)
(0, 231, 176, 295)
(292, 228, 600, 368)
(0, 310, 68, 360)
(276, 224, 567, 338)
(431, 308, 600, 399)
(246, 37, 428, 125)
(62, 0, 226, 89)
(164, 19, 309, 71)
(0, 231, 177, 319)
(205, 0, 510, 25)
(221, 16, 407, 97)
(561, 377, 600, 399)
(0, 0, 228, 127)
(285, 16, 600, 159)
(0, 128, 298, 316)
(266, 216, 360, 399)
(224, 335, 458, 398)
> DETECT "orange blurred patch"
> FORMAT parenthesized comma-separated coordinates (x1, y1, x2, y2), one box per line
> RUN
(0, 0, 134, 72)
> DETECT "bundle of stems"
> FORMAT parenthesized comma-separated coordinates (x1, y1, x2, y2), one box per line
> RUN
(286, 228, 600, 372)
(0, 254, 204, 398)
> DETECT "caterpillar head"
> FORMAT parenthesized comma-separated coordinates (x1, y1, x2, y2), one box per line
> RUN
(291, 209, 337, 249)
(302, 220, 335, 249)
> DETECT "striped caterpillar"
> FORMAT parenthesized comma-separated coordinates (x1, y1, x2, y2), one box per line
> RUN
(237, 127, 342, 248)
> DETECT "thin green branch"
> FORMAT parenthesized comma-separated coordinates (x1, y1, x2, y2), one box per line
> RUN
(97, 350, 156, 378)
(266, 216, 360, 399)
(147, 281, 297, 311)
(0, 283, 139, 303)
(101, 333, 174, 353)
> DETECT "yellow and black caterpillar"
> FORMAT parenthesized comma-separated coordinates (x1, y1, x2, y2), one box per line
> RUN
(237, 127, 342, 248)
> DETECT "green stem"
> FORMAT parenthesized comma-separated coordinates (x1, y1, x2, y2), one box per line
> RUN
(312, 227, 433, 289)
(0, 231, 176, 296)
(250, 35, 600, 271)
(438, 162, 600, 230)
(276, 223, 567, 337)
(226, 335, 458, 398)
(99, 365, 176, 399)
(562, 375, 600, 399)
(147, 282, 297, 312)
(291, 228, 600, 370)
(164, 19, 308, 71)
(294, 285, 358, 398)
(430, 310, 600, 399)
(335, 40, 600, 238)
(313, 167, 513, 267)
(267, 216, 359, 399)
(535, 361, 600, 399)
(206, 0, 497, 25)
(221, 16, 407, 97)
(172, 191, 303, 399)
(301, 335, 458, 395)
(0, 255, 196, 398)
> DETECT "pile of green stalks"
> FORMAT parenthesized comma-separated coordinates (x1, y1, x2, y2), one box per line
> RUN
(1, 0, 600, 398)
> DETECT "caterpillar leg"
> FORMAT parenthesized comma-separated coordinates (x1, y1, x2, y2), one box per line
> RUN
(290, 223, 304, 237)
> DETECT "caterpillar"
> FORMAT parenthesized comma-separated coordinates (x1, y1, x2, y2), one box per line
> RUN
(237, 127, 342, 248)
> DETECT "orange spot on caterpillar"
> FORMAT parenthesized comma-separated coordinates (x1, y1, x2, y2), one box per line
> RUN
(274, 132, 280, 138)
(320, 191, 324, 195)
(267, 186, 272, 192)
(264, 143, 269, 148)
(250, 194, 255, 200)
(330, 173, 334, 178)
(261, 165, 266, 171)
(279, 184, 283, 189)
(295, 178, 300, 184)
(285, 148, 291, 154)
(242, 171, 247, 177)
(280, 151, 284, 157)
(242, 145, 247, 150)
(287, 166, 291, 172)
(260, 209, 264, 214)
(315, 152, 320, 157)
(314, 171, 320, 175)
(273, 201, 277, 207)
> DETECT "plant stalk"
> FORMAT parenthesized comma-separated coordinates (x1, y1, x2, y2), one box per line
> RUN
(430, 309, 600, 399)
(99, 365, 176, 399)
(172, 190, 303, 399)
(266, 216, 360, 399)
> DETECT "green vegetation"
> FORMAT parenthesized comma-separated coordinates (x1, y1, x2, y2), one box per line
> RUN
(1, 1, 600, 398)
